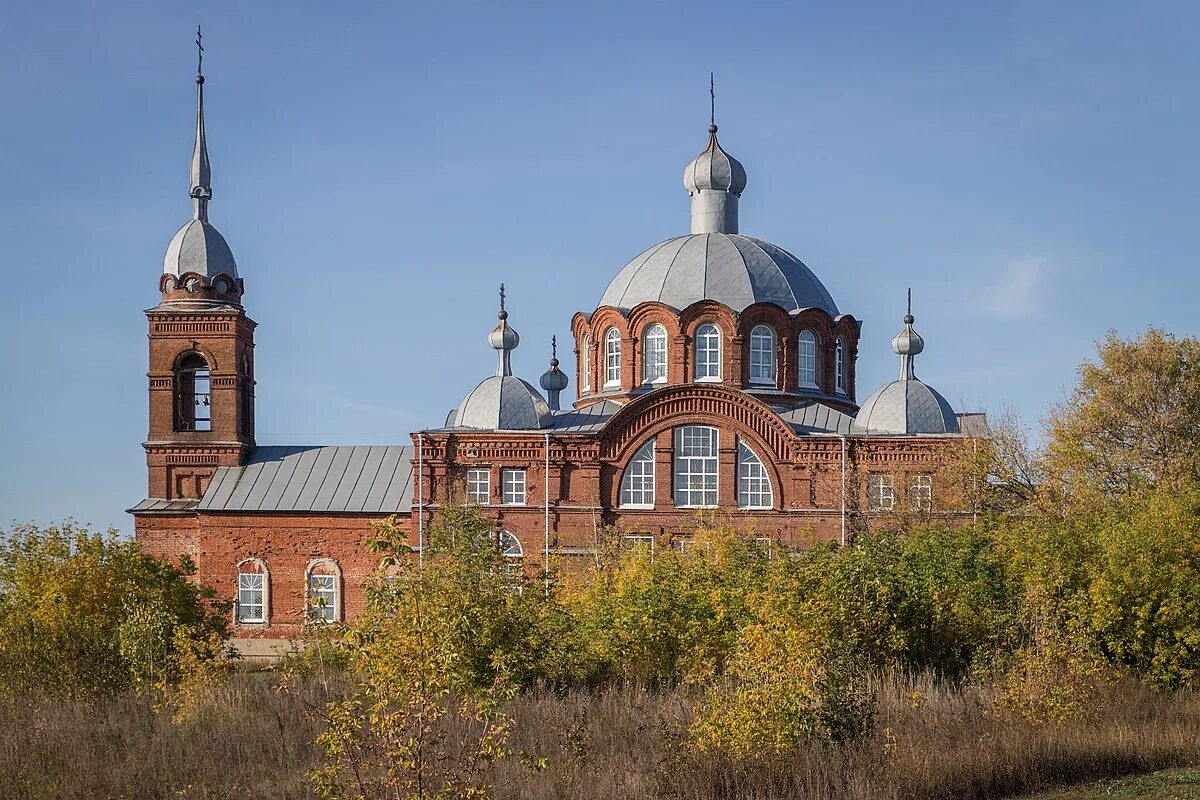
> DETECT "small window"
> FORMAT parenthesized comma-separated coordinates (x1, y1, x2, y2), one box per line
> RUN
(502, 469, 526, 505)
(798, 330, 819, 387)
(495, 531, 524, 583)
(466, 468, 490, 505)
(671, 538, 691, 554)
(908, 474, 933, 512)
(694, 324, 721, 381)
(622, 534, 654, 554)
(175, 352, 212, 432)
(737, 441, 773, 509)
(308, 573, 337, 623)
(604, 328, 622, 387)
(749, 325, 776, 385)
(581, 334, 591, 392)
(752, 536, 772, 558)
(619, 440, 656, 508)
(674, 426, 719, 508)
(835, 337, 847, 394)
(237, 572, 265, 623)
(868, 473, 894, 511)
(642, 323, 668, 385)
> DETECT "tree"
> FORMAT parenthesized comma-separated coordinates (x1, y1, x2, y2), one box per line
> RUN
(0, 521, 230, 699)
(1046, 328, 1200, 497)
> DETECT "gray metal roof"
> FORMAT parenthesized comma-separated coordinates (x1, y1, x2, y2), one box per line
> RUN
(128, 498, 200, 514)
(196, 445, 414, 513)
(683, 127, 746, 194)
(771, 401, 856, 435)
(852, 380, 960, 435)
(164, 218, 238, 280)
(448, 375, 552, 431)
(598, 233, 839, 315)
(434, 399, 620, 434)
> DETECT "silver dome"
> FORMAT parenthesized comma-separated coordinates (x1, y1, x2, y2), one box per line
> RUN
(163, 218, 239, 280)
(853, 379, 959, 435)
(683, 125, 746, 195)
(599, 233, 839, 315)
(448, 375, 551, 430)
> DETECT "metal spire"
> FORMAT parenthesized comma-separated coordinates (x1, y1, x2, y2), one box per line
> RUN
(189, 25, 213, 221)
(498, 283, 506, 317)
(892, 287, 924, 380)
(710, 72, 715, 129)
(551, 335, 558, 362)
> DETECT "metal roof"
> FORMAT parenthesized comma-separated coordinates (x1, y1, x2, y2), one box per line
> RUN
(128, 498, 200, 514)
(164, 219, 238, 280)
(771, 401, 856, 435)
(448, 375, 552, 431)
(852, 380, 960, 435)
(683, 127, 746, 195)
(598, 233, 839, 315)
(196, 445, 414, 513)
(433, 399, 620, 434)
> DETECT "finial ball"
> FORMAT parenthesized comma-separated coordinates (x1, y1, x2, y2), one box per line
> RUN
(498, 309, 508, 321)
(708, 123, 718, 134)
(904, 314, 914, 325)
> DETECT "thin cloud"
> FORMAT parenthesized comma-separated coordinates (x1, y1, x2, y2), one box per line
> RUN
(983, 256, 1046, 318)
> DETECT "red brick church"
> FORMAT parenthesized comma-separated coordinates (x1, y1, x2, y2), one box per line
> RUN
(132, 60, 983, 647)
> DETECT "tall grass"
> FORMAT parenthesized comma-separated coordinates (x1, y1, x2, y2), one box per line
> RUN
(1, 672, 1197, 800)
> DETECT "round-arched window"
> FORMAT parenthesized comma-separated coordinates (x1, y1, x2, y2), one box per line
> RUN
(694, 324, 721, 381)
(749, 325, 775, 385)
(604, 328, 622, 387)
(642, 324, 668, 385)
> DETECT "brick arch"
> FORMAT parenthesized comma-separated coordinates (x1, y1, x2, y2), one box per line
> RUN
(627, 302, 682, 339)
(598, 383, 795, 465)
(173, 345, 220, 373)
(738, 304, 792, 389)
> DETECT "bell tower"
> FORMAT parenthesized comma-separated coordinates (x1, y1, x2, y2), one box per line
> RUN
(144, 28, 255, 501)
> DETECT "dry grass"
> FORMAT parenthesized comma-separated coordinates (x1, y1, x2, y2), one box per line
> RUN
(0, 672, 1197, 800)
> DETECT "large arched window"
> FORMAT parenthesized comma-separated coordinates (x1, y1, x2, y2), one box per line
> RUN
(835, 337, 847, 394)
(496, 530, 524, 582)
(674, 426, 718, 508)
(798, 330, 819, 388)
(737, 441, 773, 509)
(642, 324, 668, 385)
(581, 333, 591, 392)
(620, 440, 656, 507)
(306, 559, 342, 623)
(748, 325, 776, 385)
(604, 328, 622, 388)
(235, 558, 269, 625)
(498, 530, 523, 558)
(175, 352, 212, 432)
(694, 324, 721, 381)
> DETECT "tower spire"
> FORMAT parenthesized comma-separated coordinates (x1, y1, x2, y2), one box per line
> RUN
(710, 71, 715, 129)
(891, 287, 925, 380)
(489, 283, 519, 377)
(539, 334, 568, 411)
(189, 25, 212, 221)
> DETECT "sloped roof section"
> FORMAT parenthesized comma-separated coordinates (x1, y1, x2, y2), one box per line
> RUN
(197, 445, 414, 514)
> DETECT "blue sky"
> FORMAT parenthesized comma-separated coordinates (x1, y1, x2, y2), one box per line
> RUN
(2, 1, 1198, 532)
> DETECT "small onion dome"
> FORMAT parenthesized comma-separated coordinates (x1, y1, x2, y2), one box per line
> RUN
(683, 125, 747, 195)
(489, 309, 520, 352)
(540, 359, 568, 393)
(853, 380, 960, 435)
(448, 375, 552, 430)
(891, 315, 924, 357)
(163, 218, 239, 280)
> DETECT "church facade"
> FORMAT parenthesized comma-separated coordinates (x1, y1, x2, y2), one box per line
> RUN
(132, 63, 982, 646)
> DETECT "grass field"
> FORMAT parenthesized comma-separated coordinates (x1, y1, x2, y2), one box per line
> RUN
(1026, 768, 1200, 799)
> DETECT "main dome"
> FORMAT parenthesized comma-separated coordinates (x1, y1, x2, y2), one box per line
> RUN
(598, 232, 839, 315)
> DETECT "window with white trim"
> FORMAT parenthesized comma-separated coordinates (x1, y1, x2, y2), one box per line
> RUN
(308, 573, 337, 623)
(694, 324, 721, 381)
(502, 469, 526, 505)
(674, 426, 719, 507)
(619, 440, 656, 508)
(749, 325, 776, 385)
(908, 474, 933, 512)
(496, 530, 524, 582)
(581, 333, 591, 392)
(622, 534, 654, 554)
(642, 323, 668, 385)
(752, 536, 772, 558)
(466, 468, 490, 505)
(604, 328, 622, 387)
(798, 330, 819, 387)
(671, 538, 691, 554)
(868, 473, 894, 511)
(237, 572, 265, 623)
(835, 337, 847, 394)
(737, 441, 773, 509)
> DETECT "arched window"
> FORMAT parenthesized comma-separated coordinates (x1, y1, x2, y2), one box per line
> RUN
(798, 330, 819, 388)
(620, 440, 656, 507)
(581, 333, 591, 392)
(737, 441, 773, 509)
(748, 325, 776, 385)
(674, 426, 718, 508)
(496, 530, 524, 582)
(306, 559, 342, 623)
(694, 324, 721, 381)
(498, 530, 523, 558)
(175, 352, 212, 432)
(642, 324, 668, 385)
(235, 558, 269, 625)
(835, 337, 847, 394)
(604, 328, 622, 387)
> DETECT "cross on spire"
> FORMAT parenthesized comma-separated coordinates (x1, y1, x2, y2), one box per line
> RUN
(196, 24, 204, 77)
(551, 334, 557, 360)
(710, 72, 715, 128)
(499, 283, 506, 313)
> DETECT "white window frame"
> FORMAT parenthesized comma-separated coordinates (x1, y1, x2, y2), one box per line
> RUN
(748, 325, 776, 386)
(308, 573, 337, 623)
(674, 426, 719, 508)
(671, 538, 691, 554)
(604, 328, 622, 388)
(237, 571, 265, 624)
(798, 330, 819, 388)
(581, 333, 591, 392)
(868, 473, 895, 512)
(835, 337, 847, 395)
(619, 440, 656, 508)
(694, 324, 722, 382)
(622, 534, 655, 554)
(641, 323, 668, 385)
(501, 468, 526, 506)
(908, 474, 933, 512)
(752, 536, 773, 558)
(466, 468, 490, 505)
(737, 440, 773, 509)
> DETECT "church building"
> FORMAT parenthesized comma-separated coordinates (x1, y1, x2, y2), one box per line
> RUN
(132, 58, 982, 647)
